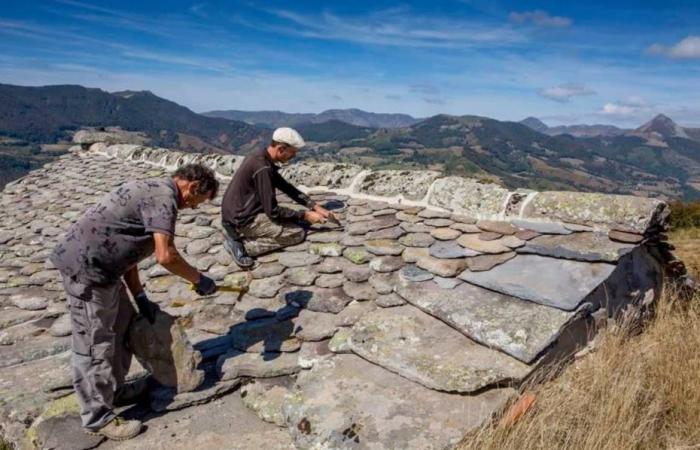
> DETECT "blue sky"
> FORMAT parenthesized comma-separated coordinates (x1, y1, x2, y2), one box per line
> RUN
(1, 0, 699, 126)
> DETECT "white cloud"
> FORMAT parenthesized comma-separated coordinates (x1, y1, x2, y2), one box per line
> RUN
(509, 10, 572, 28)
(647, 36, 700, 59)
(538, 83, 594, 102)
(599, 97, 654, 119)
(248, 8, 526, 48)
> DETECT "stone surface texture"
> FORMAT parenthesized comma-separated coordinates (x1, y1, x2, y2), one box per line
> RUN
(0, 139, 676, 450)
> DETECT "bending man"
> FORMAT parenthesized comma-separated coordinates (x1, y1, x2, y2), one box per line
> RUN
(221, 127, 330, 268)
(50, 164, 220, 441)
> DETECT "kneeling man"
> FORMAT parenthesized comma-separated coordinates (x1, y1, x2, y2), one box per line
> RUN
(50, 164, 220, 440)
(221, 127, 331, 268)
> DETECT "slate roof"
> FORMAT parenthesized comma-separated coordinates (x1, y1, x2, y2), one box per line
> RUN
(0, 139, 686, 449)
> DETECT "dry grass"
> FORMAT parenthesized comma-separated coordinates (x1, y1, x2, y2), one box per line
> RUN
(458, 229, 700, 450)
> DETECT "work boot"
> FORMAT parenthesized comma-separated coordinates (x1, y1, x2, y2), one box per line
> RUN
(223, 234, 255, 269)
(114, 377, 150, 407)
(86, 417, 143, 441)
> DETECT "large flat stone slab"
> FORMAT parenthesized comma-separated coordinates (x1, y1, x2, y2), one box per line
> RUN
(518, 232, 635, 262)
(458, 254, 615, 310)
(283, 354, 515, 450)
(395, 279, 574, 363)
(349, 306, 531, 392)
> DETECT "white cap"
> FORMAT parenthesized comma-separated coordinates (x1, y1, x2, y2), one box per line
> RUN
(272, 127, 305, 149)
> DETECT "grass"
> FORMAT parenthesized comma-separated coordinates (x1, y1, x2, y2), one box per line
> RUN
(457, 228, 700, 450)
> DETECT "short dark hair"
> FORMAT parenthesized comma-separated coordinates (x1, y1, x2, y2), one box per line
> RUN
(172, 164, 219, 199)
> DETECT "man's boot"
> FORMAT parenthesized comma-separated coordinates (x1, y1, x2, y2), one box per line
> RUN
(86, 417, 143, 441)
(114, 377, 150, 407)
(222, 223, 254, 268)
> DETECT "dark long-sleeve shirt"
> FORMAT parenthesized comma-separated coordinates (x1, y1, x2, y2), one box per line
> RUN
(221, 148, 315, 228)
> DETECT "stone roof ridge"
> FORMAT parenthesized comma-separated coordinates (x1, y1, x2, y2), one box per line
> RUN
(80, 139, 669, 235)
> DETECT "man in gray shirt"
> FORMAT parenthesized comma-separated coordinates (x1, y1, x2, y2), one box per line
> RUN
(50, 164, 219, 441)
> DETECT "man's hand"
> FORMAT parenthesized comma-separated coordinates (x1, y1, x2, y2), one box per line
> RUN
(195, 274, 218, 296)
(304, 210, 326, 224)
(312, 204, 332, 219)
(134, 292, 160, 325)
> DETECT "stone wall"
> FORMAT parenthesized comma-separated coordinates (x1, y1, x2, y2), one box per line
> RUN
(85, 141, 669, 235)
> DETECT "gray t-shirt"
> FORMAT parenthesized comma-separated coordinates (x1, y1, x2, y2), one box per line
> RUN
(50, 178, 179, 285)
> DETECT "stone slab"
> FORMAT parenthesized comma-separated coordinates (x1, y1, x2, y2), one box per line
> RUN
(459, 254, 616, 310)
(283, 354, 515, 450)
(518, 232, 635, 262)
(217, 350, 300, 380)
(282, 287, 353, 313)
(349, 306, 531, 392)
(511, 219, 572, 235)
(395, 279, 574, 363)
(229, 318, 300, 353)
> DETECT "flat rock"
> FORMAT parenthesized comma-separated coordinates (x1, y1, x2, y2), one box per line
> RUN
(307, 231, 344, 243)
(416, 255, 467, 277)
(500, 235, 526, 248)
(293, 309, 338, 341)
(518, 232, 635, 262)
(399, 233, 435, 248)
(402, 247, 430, 263)
(400, 221, 434, 233)
(150, 375, 241, 412)
(347, 217, 400, 235)
(450, 223, 481, 233)
(283, 287, 353, 313)
(342, 281, 378, 301)
(369, 256, 403, 273)
(515, 229, 540, 241)
(309, 242, 343, 257)
(217, 350, 300, 380)
(285, 267, 319, 286)
(424, 218, 454, 227)
(317, 257, 347, 273)
(229, 318, 300, 353)
(609, 229, 644, 244)
(364, 239, 404, 256)
(349, 306, 531, 392)
(398, 264, 434, 282)
(342, 264, 372, 282)
(376, 293, 406, 307)
(466, 252, 516, 271)
(315, 273, 346, 288)
(10, 292, 48, 310)
(48, 314, 72, 337)
(459, 254, 616, 310)
(365, 225, 405, 240)
(33, 413, 105, 450)
(283, 354, 515, 450)
(328, 328, 352, 353)
(336, 301, 377, 327)
(457, 234, 510, 254)
(430, 227, 461, 241)
(278, 252, 322, 268)
(429, 240, 478, 259)
(186, 239, 211, 255)
(476, 220, 518, 235)
(418, 208, 451, 219)
(396, 211, 421, 223)
(240, 379, 290, 427)
(511, 220, 572, 235)
(434, 276, 462, 289)
(368, 272, 396, 294)
(478, 231, 503, 241)
(251, 263, 286, 279)
(249, 275, 286, 298)
(396, 279, 575, 363)
(342, 247, 373, 264)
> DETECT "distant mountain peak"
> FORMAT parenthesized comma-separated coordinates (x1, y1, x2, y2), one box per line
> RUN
(520, 117, 548, 132)
(637, 114, 688, 139)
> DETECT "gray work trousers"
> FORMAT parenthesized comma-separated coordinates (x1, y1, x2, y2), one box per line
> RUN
(61, 275, 136, 430)
(238, 213, 306, 256)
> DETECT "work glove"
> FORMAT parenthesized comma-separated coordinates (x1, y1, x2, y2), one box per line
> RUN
(134, 292, 160, 325)
(195, 273, 218, 296)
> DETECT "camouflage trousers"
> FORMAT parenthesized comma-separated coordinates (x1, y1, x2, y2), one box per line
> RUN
(60, 275, 135, 430)
(238, 213, 306, 256)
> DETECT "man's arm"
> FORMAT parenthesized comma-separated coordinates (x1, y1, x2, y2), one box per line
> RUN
(254, 167, 305, 222)
(153, 232, 201, 284)
(123, 265, 145, 298)
(272, 171, 316, 209)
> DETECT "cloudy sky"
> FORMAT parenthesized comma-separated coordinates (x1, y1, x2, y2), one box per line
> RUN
(1, 0, 699, 126)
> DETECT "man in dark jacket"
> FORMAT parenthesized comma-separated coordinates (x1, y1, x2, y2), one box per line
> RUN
(221, 127, 330, 267)
(50, 164, 220, 441)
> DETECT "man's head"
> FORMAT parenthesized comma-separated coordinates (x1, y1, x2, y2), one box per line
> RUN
(172, 164, 219, 209)
(267, 127, 305, 163)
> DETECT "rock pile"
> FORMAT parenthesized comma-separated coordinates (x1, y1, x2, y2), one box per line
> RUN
(0, 136, 688, 449)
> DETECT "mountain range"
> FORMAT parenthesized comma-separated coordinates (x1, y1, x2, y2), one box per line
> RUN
(202, 108, 420, 129)
(1, 83, 699, 199)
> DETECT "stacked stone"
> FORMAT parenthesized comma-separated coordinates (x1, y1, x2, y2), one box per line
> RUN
(0, 141, 684, 450)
